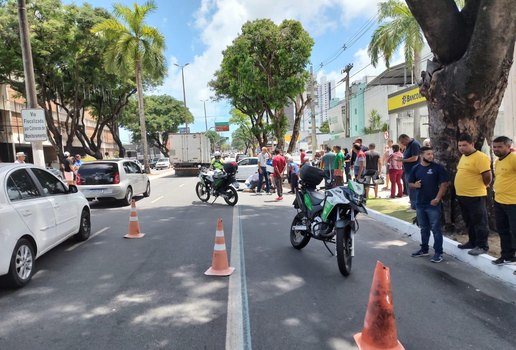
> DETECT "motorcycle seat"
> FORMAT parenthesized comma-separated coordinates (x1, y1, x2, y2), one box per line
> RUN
(307, 190, 325, 205)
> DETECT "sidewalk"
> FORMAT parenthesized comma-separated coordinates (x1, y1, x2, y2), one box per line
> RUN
(366, 188, 516, 288)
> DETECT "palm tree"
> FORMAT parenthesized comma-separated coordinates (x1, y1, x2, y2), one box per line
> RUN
(368, 0, 425, 140)
(92, 1, 165, 173)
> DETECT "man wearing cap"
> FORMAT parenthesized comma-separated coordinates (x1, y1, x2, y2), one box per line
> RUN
(14, 152, 26, 163)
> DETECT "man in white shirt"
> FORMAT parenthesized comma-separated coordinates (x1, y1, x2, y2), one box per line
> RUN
(257, 147, 271, 194)
(14, 152, 26, 163)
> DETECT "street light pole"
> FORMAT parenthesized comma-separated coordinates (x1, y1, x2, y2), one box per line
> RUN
(17, 0, 44, 166)
(201, 99, 208, 132)
(174, 63, 189, 132)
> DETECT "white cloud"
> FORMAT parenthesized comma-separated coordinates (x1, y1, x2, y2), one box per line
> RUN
(159, 0, 386, 132)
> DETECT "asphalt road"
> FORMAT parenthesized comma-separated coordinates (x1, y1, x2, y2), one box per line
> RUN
(0, 173, 515, 350)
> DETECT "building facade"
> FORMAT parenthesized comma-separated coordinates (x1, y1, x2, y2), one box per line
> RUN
(317, 75, 335, 127)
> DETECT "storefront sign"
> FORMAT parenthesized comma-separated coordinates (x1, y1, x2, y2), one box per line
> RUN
(388, 86, 427, 114)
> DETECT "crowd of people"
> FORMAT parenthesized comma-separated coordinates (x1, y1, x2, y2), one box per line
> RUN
(232, 132, 516, 267)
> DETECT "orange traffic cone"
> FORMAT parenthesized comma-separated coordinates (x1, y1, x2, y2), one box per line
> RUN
(205, 218, 235, 276)
(354, 261, 404, 350)
(124, 199, 145, 239)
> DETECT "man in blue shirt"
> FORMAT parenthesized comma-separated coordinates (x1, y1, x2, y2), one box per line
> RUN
(408, 146, 449, 263)
(397, 134, 421, 211)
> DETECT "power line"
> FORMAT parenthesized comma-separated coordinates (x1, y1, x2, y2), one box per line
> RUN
(315, 12, 379, 73)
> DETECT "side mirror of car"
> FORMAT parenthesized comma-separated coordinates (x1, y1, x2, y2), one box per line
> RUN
(68, 185, 78, 193)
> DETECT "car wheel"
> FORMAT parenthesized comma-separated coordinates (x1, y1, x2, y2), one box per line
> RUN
(75, 208, 91, 241)
(122, 187, 133, 206)
(5, 238, 35, 288)
(143, 181, 151, 197)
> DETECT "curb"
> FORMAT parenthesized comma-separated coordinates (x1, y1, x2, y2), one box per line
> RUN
(367, 209, 516, 288)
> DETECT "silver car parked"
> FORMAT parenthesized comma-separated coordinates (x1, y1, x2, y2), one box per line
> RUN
(76, 160, 150, 205)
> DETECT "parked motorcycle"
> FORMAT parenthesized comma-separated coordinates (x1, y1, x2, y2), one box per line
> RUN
(195, 162, 239, 206)
(290, 165, 368, 276)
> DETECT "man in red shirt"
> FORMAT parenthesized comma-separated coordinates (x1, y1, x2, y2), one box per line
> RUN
(300, 148, 306, 165)
(272, 149, 287, 200)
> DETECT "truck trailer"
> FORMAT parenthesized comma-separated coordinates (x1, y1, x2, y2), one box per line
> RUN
(168, 133, 211, 176)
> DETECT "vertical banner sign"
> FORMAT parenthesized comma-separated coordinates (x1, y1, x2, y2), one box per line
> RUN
(22, 109, 47, 141)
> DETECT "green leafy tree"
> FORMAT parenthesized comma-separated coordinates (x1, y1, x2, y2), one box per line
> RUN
(229, 108, 256, 153)
(210, 19, 313, 150)
(120, 95, 193, 157)
(405, 0, 515, 231)
(319, 120, 330, 134)
(205, 130, 226, 153)
(363, 109, 387, 134)
(92, 1, 166, 173)
(0, 0, 120, 158)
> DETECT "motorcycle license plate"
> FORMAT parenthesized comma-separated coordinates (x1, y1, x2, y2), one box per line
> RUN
(292, 225, 308, 231)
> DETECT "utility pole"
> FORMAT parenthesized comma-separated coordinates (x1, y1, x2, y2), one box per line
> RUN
(342, 64, 353, 138)
(174, 63, 189, 132)
(17, 0, 45, 166)
(201, 99, 208, 132)
(309, 64, 317, 152)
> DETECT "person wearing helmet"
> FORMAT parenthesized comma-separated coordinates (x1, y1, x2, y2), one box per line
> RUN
(211, 151, 224, 170)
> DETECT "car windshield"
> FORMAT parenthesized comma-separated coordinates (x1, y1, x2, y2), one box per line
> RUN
(158, 158, 168, 162)
(77, 163, 118, 185)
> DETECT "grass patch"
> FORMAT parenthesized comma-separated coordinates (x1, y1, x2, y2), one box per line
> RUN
(365, 198, 415, 223)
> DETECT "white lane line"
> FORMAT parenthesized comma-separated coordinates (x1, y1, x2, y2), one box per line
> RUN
(151, 195, 164, 203)
(179, 183, 185, 188)
(226, 206, 252, 350)
(66, 227, 110, 252)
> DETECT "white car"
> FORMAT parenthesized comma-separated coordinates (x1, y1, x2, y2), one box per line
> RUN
(235, 157, 259, 181)
(0, 164, 91, 288)
(77, 160, 150, 205)
(155, 158, 170, 170)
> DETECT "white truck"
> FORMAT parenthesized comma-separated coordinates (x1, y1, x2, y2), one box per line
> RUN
(168, 133, 212, 176)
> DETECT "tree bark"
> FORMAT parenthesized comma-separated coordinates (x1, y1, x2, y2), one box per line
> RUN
(287, 93, 309, 154)
(136, 60, 150, 173)
(412, 50, 422, 141)
(407, 0, 516, 231)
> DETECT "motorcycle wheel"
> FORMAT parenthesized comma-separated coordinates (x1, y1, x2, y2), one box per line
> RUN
(336, 225, 352, 276)
(196, 182, 210, 202)
(290, 213, 311, 250)
(223, 186, 238, 206)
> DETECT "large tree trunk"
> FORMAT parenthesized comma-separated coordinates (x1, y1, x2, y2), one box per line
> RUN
(406, 0, 516, 231)
(135, 60, 150, 173)
(287, 93, 309, 154)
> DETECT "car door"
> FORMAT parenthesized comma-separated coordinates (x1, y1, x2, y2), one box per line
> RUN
(236, 158, 258, 181)
(6, 169, 57, 253)
(31, 168, 77, 240)
(129, 161, 146, 194)
(123, 161, 142, 195)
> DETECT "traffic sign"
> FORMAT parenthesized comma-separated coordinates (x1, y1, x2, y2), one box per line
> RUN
(22, 109, 47, 141)
(215, 122, 229, 132)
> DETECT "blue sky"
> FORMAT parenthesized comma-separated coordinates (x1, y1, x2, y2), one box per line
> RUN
(65, 0, 399, 141)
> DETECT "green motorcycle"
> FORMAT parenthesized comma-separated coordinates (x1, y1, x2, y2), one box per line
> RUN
(291, 166, 368, 276)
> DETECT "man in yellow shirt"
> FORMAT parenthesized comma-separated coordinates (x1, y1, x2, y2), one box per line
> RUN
(491, 136, 516, 265)
(454, 133, 492, 256)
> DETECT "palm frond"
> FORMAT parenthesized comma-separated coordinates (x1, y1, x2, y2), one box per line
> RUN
(141, 26, 165, 49)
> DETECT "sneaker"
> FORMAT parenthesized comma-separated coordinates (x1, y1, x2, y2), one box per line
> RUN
(266, 192, 272, 195)
(431, 254, 443, 263)
(457, 242, 475, 249)
(468, 246, 488, 256)
(275, 197, 283, 200)
(491, 257, 516, 265)
(411, 249, 429, 257)
(255, 192, 262, 196)
(406, 208, 416, 213)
